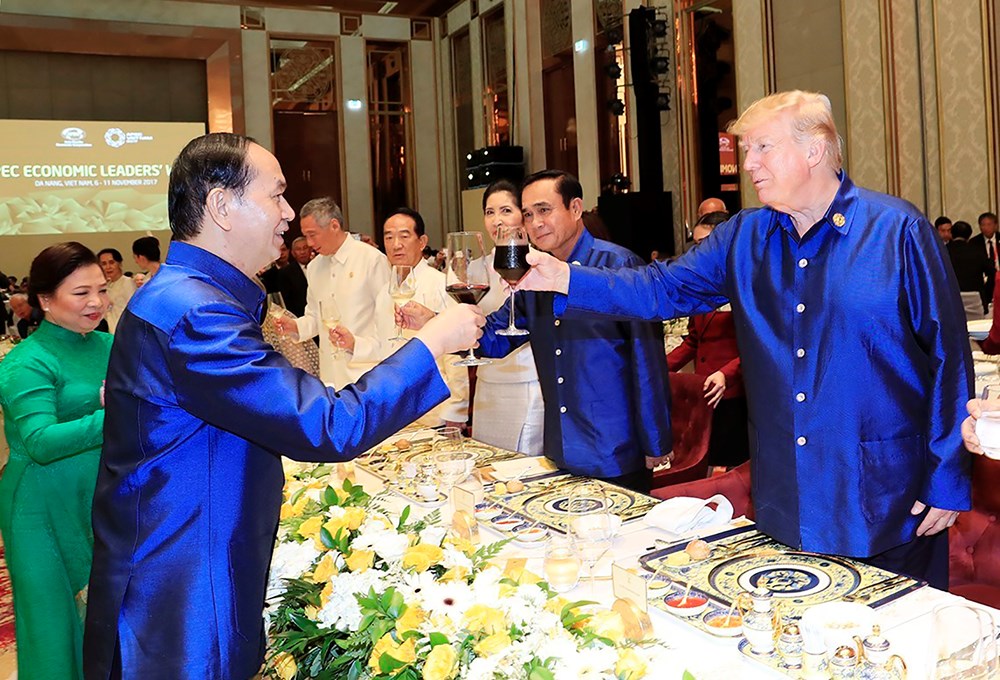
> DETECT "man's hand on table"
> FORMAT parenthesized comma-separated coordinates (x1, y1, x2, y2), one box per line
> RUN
(910, 500, 958, 536)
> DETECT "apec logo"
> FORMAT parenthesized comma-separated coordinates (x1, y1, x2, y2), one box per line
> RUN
(56, 127, 92, 148)
(105, 127, 153, 148)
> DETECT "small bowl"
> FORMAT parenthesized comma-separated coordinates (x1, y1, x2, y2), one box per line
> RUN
(663, 591, 710, 617)
(702, 610, 743, 636)
(514, 526, 549, 543)
(474, 503, 502, 520)
(492, 515, 524, 530)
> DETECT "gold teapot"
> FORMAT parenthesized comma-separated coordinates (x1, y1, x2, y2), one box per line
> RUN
(852, 625, 907, 680)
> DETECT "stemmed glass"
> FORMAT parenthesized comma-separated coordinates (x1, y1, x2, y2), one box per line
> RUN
(434, 450, 477, 510)
(445, 232, 492, 367)
(493, 224, 530, 337)
(566, 482, 615, 593)
(266, 291, 287, 323)
(320, 298, 343, 357)
(388, 265, 416, 342)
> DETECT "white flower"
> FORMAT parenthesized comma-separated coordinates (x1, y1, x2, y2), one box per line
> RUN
(552, 644, 617, 679)
(440, 546, 473, 573)
(267, 540, 321, 600)
(316, 569, 385, 631)
(419, 525, 447, 546)
(352, 523, 409, 562)
(465, 655, 500, 680)
(419, 579, 474, 625)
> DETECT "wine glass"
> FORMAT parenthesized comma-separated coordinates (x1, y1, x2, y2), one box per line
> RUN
(930, 605, 998, 679)
(493, 224, 529, 337)
(445, 232, 492, 367)
(266, 291, 287, 323)
(320, 298, 343, 357)
(388, 265, 416, 342)
(566, 482, 615, 593)
(434, 450, 477, 510)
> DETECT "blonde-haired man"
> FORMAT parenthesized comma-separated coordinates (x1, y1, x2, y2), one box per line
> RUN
(519, 90, 971, 588)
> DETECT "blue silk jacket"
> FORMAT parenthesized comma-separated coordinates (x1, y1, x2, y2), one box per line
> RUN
(478, 229, 672, 478)
(559, 174, 972, 557)
(84, 242, 449, 679)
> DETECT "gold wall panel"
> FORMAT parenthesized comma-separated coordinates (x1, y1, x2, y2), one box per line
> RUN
(841, 0, 887, 192)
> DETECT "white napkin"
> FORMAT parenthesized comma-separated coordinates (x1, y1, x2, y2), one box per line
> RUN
(644, 494, 734, 534)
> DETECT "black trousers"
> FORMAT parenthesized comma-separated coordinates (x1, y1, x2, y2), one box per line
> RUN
(862, 517, 950, 590)
(604, 467, 653, 495)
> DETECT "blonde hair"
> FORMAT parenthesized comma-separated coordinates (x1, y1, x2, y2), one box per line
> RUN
(728, 90, 843, 171)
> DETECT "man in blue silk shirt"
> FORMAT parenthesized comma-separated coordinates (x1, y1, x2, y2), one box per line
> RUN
(518, 92, 972, 588)
(83, 133, 485, 679)
(474, 170, 672, 493)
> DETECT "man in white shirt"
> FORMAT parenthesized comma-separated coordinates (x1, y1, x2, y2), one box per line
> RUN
(98, 248, 135, 334)
(275, 197, 389, 388)
(331, 208, 469, 428)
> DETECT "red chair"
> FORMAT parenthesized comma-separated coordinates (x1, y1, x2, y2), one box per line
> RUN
(950, 455, 1000, 608)
(651, 461, 754, 519)
(651, 372, 713, 489)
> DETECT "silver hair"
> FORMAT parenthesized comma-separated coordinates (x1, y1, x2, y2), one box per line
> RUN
(300, 197, 345, 230)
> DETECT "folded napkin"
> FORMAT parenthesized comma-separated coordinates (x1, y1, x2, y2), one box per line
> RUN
(644, 494, 734, 534)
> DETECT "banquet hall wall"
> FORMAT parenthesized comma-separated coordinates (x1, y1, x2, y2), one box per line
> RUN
(0, 0, 998, 269)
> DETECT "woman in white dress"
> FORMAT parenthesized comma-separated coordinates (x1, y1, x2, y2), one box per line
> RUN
(472, 180, 545, 454)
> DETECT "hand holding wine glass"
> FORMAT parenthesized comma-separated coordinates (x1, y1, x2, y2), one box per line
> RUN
(493, 224, 530, 337)
(445, 232, 492, 366)
(388, 265, 416, 342)
(320, 298, 344, 357)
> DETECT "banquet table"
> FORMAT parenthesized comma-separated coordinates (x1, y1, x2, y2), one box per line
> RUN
(293, 445, 996, 680)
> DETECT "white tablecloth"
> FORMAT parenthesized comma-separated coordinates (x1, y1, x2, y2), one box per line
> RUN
(345, 464, 998, 679)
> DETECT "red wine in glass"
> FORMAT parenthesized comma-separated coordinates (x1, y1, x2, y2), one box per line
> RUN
(494, 244, 530, 284)
(445, 283, 491, 305)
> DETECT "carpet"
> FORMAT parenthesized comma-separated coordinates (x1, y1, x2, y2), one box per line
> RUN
(0, 545, 16, 678)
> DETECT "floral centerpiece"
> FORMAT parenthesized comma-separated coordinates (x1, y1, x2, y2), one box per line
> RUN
(264, 463, 691, 680)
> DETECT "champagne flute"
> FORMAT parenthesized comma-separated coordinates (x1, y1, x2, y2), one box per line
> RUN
(566, 482, 614, 593)
(388, 265, 416, 342)
(266, 291, 287, 323)
(493, 224, 530, 337)
(320, 298, 343, 357)
(445, 232, 492, 366)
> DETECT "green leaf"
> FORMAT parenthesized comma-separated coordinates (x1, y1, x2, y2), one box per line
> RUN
(379, 653, 407, 674)
(682, 672, 697, 680)
(397, 505, 411, 529)
(529, 668, 556, 680)
(324, 486, 340, 507)
(428, 631, 448, 647)
(289, 486, 307, 506)
(320, 526, 336, 550)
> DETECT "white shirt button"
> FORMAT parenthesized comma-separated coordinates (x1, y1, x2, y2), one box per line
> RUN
(796, 392, 806, 402)
(796, 436, 807, 446)
(798, 258, 808, 268)
(796, 348, 805, 358)
(555, 349, 562, 356)
(560, 406, 567, 413)
(557, 377, 564, 384)
(554, 319, 561, 327)
(796, 303, 806, 313)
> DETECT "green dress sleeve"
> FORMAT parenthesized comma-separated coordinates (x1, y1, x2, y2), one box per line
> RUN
(2, 354, 105, 465)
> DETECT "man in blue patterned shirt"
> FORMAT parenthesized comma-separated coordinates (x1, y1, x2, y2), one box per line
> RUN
(517, 92, 972, 588)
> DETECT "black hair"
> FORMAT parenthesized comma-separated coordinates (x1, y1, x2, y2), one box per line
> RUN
(979, 212, 998, 225)
(521, 169, 583, 209)
(482, 180, 521, 211)
(28, 242, 99, 309)
(952, 221, 973, 240)
(168, 132, 257, 241)
(132, 236, 161, 262)
(97, 247, 124, 263)
(933, 216, 952, 228)
(385, 207, 426, 237)
(696, 211, 730, 228)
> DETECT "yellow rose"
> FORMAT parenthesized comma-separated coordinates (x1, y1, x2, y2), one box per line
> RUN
(587, 610, 626, 644)
(402, 544, 444, 572)
(422, 643, 457, 680)
(323, 515, 350, 541)
(445, 536, 476, 556)
(463, 604, 506, 635)
(497, 583, 516, 599)
(297, 515, 323, 541)
(280, 495, 310, 519)
(271, 651, 297, 680)
(343, 506, 366, 530)
(544, 597, 570, 616)
(369, 634, 417, 674)
(311, 553, 336, 583)
(439, 567, 469, 582)
(345, 549, 375, 573)
(474, 631, 512, 657)
(304, 605, 319, 620)
(321, 581, 334, 605)
(615, 647, 649, 680)
(395, 605, 426, 634)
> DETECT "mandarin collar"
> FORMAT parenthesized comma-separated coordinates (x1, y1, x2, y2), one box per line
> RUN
(33, 318, 95, 343)
(565, 227, 595, 264)
(164, 241, 264, 312)
(769, 171, 859, 238)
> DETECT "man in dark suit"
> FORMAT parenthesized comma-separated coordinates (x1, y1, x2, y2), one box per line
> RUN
(278, 236, 312, 316)
(948, 220, 992, 317)
(969, 212, 999, 310)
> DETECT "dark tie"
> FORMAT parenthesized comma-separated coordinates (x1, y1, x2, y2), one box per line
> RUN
(990, 240, 996, 267)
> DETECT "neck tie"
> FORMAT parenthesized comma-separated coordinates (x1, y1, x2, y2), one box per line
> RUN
(990, 240, 996, 267)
